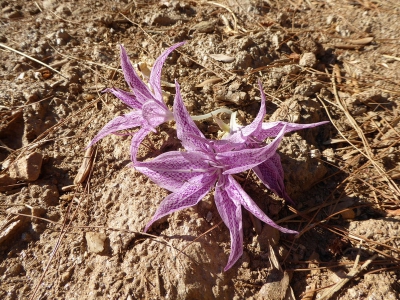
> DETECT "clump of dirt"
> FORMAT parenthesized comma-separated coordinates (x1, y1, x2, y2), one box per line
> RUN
(1, 0, 400, 299)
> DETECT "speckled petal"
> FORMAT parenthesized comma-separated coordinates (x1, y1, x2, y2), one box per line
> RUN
(134, 150, 212, 192)
(141, 100, 174, 130)
(144, 173, 216, 232)
(226, 79, 266, 143)
(219, 124, 287, 175)
(256, 120, 329, 141)
(130, 126, 152, 163)
(150, 42, 185, 102)
(226, 175, 298, 235)
(103, 87, 143, 110)
(214, 177, 243, 271)
(120, 45, 155, 104)
(173, 81, 207, 151)
(87, 111, 143, 148)
(253, 153, 294, 205)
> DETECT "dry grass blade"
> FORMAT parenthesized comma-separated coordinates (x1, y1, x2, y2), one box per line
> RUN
(319, 253, 378, 300)
(0, 43, 66, 78)
(382, 54, 400, 62)
(319, 69, 400, 200)
(74, 145, 97, 184)
(208, 1, 239, 32)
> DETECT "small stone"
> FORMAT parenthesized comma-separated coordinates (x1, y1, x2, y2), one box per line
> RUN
(206, 211, 213, 222)
(42, 185, 59, 206)
(56, 29, 70, 42)
(60, 267, 74, 285)
(86, 232, 107, 253)
(6, 263, 24, 277)
(6, 10, 23, 19)
(299, 52, 317, 67)
(0, 174, 17, 191)
(0, 220, 24, 246)
(191, 20, 215, 33)
(8, 152, 43, 181)
(23, 90, 40, 103)
(326, 15, 336, 25)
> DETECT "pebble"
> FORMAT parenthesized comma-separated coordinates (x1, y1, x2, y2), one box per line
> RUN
(299, 52, 317, 67)
(6, 10, 23, 19)
(86, 232, 107, 254)
(56, 29, 70, 45)
(191, 20, 215, 33)
(42, 185, 60, 206)
(206, 211, 213, 222)
(6, 263, 24, 277)
(0, 174, 16, 191)
(8, 152, 43, 181)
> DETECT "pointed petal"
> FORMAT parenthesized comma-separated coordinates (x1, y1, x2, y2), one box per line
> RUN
(104, 87, 143, 109)
(181, 133, 214, 153)
(211, 139, 245, 153)
(173, 81, 206, 151)
(215, 179, 243, 271)
(240, 79, 265, 135)
(134, 150, 211, 192)
(226, 79, 266, 143)
(150, 41, 185, 102)
(141, 100, 173, 129)
(256, 121, 329, 141)
(87, 111, 143, 148)
(130, 126, 152, 163)
(253, 153, 294, 205)
(144, 173, 216, 231)
(226, 175, 298, 234)
(119, 45, 155, 104)
(219, 124, 287, 175)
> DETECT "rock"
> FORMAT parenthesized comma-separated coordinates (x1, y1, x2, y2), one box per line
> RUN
(0, 220, 24, 246)
(42, 185, 59, 206)
(0, 174, 17, 191)
(191, 20, 215, 33)
(6, 263, 24, 277)
(60, 267, 74, 285)
(6, 10, 23, 19)
(299, 52, 317, 67)
(148, 13, 178, 26)
(8, 152, 43, 181)
(256, 271, 290, 300)
(56, 29, 71, 45)
(86, 232, 107, 254)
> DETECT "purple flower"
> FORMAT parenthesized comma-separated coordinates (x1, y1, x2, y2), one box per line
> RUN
(218, 80, 329, 204)
(87, 42, 185, 161)
(135, 81, 298, 271)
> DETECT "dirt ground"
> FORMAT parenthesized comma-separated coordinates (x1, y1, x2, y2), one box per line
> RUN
(1, 0, 400, 299)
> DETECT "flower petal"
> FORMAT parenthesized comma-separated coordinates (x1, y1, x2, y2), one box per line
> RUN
(134, 150, 212, 192)
(144, 173, 216, 232)
(150, 41, 185, 102)
(256, 121, 329, 141)
(219, 124, 287, 175)
(141, 100, 173, 129)
(226, 175, 298, 234)
(104, 87, 143, 110)
(226, 79, 266, 143)
(119, 45, 155, 104)
(130, 126, 152, 162)
(215, 179, 243, 271)
(253, 153, 294, 205)
(87, 111, 143, 148)
(173, 81, 206, 151)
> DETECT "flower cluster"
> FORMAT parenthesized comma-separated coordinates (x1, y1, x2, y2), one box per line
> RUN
(88, 42, 328, 271)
